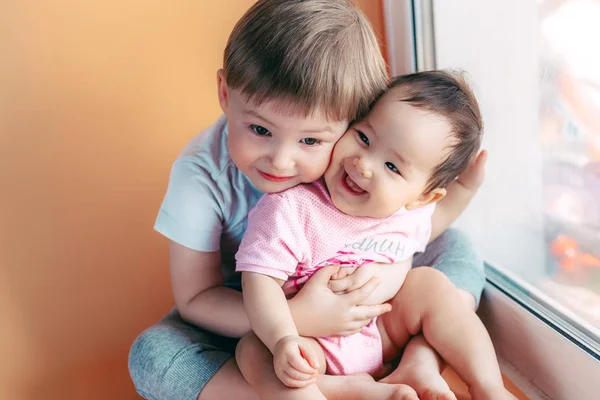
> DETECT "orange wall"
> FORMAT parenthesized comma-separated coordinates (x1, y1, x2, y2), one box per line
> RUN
(0, 1, 384, 399)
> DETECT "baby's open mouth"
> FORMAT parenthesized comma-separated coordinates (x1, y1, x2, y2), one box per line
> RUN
(343, 171, 366, 194)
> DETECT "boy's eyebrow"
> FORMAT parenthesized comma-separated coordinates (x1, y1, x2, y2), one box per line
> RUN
(244, 110, 279, 128)
(300, 126, 337, 135)
(245, 109, 338, 135)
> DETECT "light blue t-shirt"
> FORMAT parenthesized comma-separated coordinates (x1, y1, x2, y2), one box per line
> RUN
(154, 115, 262, 288)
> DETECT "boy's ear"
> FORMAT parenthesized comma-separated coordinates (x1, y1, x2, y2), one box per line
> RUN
(406, 188, 447, 210)
(216, 69, 229, 113)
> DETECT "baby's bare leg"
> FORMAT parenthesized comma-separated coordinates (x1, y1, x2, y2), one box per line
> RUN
(236, 333, 326, 400)
(236, 333, 418, 400)
(380, 334, 456, 400)
(379, 267, 515, 400)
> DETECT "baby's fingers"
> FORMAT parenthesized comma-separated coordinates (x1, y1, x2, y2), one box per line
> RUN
(299, 341, 321, 371)
(281, 370, 316, 388)
(289, 351, 317, 375)
(284, 366, 317, 383)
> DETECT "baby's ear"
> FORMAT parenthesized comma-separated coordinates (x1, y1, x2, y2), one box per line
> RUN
(405, 188, 446, 210)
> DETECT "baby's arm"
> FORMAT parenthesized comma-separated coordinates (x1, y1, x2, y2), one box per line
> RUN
(242, 272, 296, 351)
(242, 271, 321, 387)
(430, 150, 487, 241)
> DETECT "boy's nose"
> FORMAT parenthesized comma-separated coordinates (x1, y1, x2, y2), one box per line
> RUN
(270, 149, 295, 172)
(353, 157, 372, 179)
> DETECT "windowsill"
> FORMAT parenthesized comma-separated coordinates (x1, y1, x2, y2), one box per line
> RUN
(478, 265, 600, 399)
(441, 366, 528, 400)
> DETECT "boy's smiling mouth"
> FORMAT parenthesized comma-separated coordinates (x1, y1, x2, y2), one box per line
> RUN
(258, 170, 294, 183)
(342, 170, 366, 195)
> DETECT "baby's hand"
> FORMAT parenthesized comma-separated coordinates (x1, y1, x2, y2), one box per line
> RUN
(273, 335, 320, 388)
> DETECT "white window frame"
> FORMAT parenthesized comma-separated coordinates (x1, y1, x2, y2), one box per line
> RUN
(383, 1, 600, 398)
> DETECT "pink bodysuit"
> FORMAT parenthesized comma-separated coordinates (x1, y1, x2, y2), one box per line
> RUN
(236, 179, 434, 375)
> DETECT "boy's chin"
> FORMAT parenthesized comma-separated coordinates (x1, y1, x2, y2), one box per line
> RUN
(252, 178, 297, 194)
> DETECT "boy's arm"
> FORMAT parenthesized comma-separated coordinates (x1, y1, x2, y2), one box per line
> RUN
(171, 240, 390, 339)
(169, 241, 252, 338)
(430, 150, 487, 242)
(241, 272, 297, 352)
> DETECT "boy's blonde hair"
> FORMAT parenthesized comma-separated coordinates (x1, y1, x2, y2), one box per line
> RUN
(223, 0, 388, 122)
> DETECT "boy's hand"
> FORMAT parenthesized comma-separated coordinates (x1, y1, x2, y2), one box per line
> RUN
(331, 265, 358, 280)
(328, 264, 377, 293)
(455, 149, 487, 192)
(273, 335, 319, 388)
(328, 261, 411, 306)
(289, 264, 391, 337)
(429, 150, 487, 242)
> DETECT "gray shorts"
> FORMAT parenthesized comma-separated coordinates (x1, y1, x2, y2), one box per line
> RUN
(128, 229, 485, 400)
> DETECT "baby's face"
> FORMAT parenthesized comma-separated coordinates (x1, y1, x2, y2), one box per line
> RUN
(221, 85, 348, 193)
(324, 93, 452, 218)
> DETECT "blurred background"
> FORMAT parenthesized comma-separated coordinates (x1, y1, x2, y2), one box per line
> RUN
(3, 0, 599, 398)
(0, 1, 384, 399)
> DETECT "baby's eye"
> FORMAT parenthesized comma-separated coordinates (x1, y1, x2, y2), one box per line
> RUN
(300, 138, 321, 146)
(386, 162, 401, 174)
(357, 130, 370, 146)
(250, 124, 271, 136)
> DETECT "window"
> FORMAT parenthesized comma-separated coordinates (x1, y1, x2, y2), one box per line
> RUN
(385, 0, 600, 398)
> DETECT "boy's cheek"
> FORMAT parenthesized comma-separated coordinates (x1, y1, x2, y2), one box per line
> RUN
(301, 158, 331, 182)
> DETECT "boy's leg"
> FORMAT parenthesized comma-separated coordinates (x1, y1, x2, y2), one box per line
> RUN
(236, 333, 419, 400)
(129, 308, 259, 400)
(413, 228, 486, 310)
(379, 267, 515, 400)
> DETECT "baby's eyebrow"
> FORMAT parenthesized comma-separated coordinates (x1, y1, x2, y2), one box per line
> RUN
(393, 150, 413, 175)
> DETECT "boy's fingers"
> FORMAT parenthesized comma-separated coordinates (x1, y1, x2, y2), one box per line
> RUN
(332, 268, 349, 280)
(344, 277, 380, 305)
(307, 264, 341, 287)
(354, 303, 392, 321)
(328, 277, 352, 293)
(473, 149, 488, 180)
(459, 149, 487, 190)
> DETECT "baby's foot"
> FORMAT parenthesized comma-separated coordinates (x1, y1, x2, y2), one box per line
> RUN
(470, 384, 517, 400)
(381, 364, 456, 400)
(384, 383, 420, 400)
(344, 376, 418, 400)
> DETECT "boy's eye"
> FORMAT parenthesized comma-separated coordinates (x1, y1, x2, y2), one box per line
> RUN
(386, 162, 401, 175)
(300, 138, 321, 146)
(250, 124, 271, 136)
(357, 130, 370, 146)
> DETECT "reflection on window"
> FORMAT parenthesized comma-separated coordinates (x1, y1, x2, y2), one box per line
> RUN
(539, 0, 600, 328)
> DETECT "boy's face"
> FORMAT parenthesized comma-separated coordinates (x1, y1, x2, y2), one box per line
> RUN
(218, 71, 348, 193)
(324, 92, 451, 218)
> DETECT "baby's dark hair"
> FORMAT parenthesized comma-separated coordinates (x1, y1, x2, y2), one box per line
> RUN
(384, 70, 483, 192)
